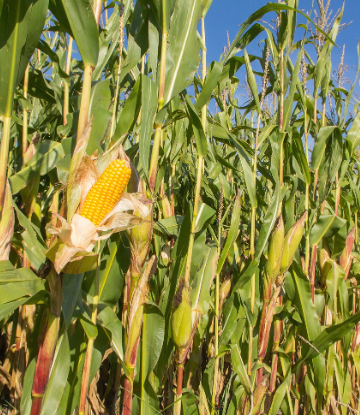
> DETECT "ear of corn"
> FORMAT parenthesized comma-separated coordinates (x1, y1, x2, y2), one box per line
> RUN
(80, 159, 131, 226)
(171, 284, 192, 350)
(266, 215, 285, 283)
(280, 212, 307, 274)
(318, 240, 331, 288)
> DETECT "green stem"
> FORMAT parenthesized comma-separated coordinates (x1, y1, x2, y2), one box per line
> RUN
(148, 9, 168, 193)
(201, 16, 207, 129)
(77, 64, 93, 140)
(184, 156, 204, 288)
(110, 4, 124, 138)
(304, 106, 310, 275)
(248, 113, 261, 376)
(211, 272, 220, 414)
(279, 49, 284, 191)
(22, 64, 29, 161)
(63, 37, 73, 127)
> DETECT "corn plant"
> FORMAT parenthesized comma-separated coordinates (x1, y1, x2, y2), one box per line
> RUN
(1, 0, 360, 414)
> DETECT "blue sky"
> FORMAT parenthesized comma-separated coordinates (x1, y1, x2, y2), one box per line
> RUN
(204, 0, 359, 100)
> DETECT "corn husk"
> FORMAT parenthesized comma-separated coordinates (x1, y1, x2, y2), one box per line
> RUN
(266, 215, 285, 283)
(171, 282, 192, 350)
(280, 212, 307, 274)
(0, 182, 14, 260)
(47, 193, 150, 273)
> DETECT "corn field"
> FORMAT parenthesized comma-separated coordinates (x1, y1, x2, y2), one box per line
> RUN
(1, 0, 360, 414)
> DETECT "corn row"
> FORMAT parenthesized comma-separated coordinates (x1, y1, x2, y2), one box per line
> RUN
(80, 159, 131, 225)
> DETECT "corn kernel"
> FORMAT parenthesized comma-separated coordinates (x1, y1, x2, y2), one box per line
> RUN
(80, 159, 131, 226)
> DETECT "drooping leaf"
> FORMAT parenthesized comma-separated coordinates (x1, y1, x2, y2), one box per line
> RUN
(139, 74, 157, 177)
(164, 0, 203, 104)
(0, 0, 48, 116)
(217, 191, 241, 273)
(59, 0, 99, 66)
(10, 141, 65, 194)
(309, 215, 346, 246)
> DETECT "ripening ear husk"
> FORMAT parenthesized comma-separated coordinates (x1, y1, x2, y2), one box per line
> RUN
(0, 181, 14, 260)
(280, 212, 307, 274)
(171, 283, 192, 350)
(46, 193, 150, 273)
(266, 214, 285, 283)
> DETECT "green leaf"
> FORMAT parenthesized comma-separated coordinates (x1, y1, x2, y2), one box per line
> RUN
(141, 303, 165, 379)
(346, 111, 360, 156)
(191, 246, 217, 315)
(244, 49, 260, 112)
(257, 124, 277, 147)
(16, 0, 49, 86)
(0, 297, 30, 322)
(311, 126, 337, 171)
(40, 331, 70, 415)
(113, 71, 141, 142)
(217, 191, 241, 273)
(49, 0, 73, 35)
(93, 6, 121, 80)
(195, 61, 223, 111)
(184, 94, 207, 157)
(80, 316, 98, 339)
(326, 260, 344, 318)
(0, 0, 48, 116)
(0, 279, 45, 305)
(285, 263, 325, 406)
(164, 0, 203, 104)
(97, 234, 128, 307)
(255, 183, 281, 260)
(59, 0, 99, 67)
(62, 273, 84, 328)
(283, 46, 303, 129)
(233, 139, 257, 208)
(10, 140, 65, 194)
(97, 302, 124, 360)
(301, 311, 360, 363)
(309, 215, 346, 246)
(20, 357, 37, 415)
(224, 3, 336, 62)
(194, 203, 216, 233)
(268, 371, 291, 415)
(292, 129, 311, 185)
(230, 344, 251, 394)
(140, 74, 157, 177)
(154, 216, 184, 237)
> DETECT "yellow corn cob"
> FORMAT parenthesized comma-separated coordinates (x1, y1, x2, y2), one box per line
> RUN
(80, 159, 131, 226)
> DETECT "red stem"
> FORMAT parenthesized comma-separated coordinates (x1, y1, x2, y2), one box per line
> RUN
(269, 354, 279, 393)
(122, 375, 133, 415)
(270, 297, 283, 393)
(30, 312, 59, 415)
(177, 364, 184, 396)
